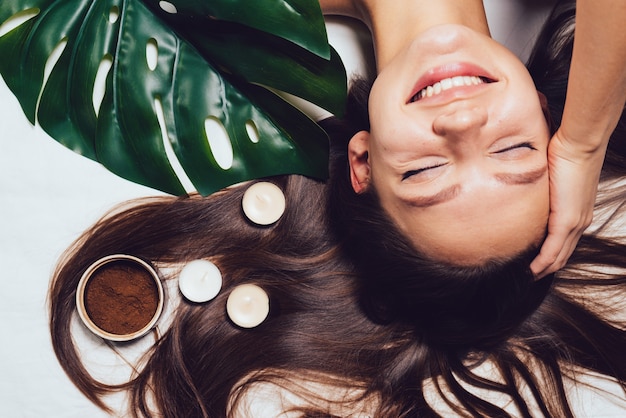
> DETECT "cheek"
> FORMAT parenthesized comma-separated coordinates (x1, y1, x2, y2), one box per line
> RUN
(516, 179, 550, 243)
(369, 76, 425, 144)
(498, 94, 546, 132)
(369, 77, 396, 130)
(495, 63, 549, 133)
(387, 181, 551, 265)
(534, 178, 551, 221)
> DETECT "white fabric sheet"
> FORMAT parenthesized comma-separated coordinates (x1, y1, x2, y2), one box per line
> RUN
(1, 1, 624, 416)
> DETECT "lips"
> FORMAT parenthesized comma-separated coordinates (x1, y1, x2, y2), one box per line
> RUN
(407, 62, 497, 103)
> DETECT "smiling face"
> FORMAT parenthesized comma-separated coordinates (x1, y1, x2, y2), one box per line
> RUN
(348, 24, 550, 265)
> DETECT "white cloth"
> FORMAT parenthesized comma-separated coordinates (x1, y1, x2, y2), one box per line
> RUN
(2, 2, 624, 416)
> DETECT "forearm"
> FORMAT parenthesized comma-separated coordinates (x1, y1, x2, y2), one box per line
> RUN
(561, 0, 626, 152)
(318, 0, 362, 18)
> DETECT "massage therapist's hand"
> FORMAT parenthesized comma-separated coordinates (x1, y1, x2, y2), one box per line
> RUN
(530, 129, 606, 279)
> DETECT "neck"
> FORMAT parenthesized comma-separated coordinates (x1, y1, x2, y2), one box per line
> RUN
(356, 0, 490, 72)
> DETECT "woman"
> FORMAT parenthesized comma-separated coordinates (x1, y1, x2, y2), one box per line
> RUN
(48, 1, 625, 416)
(321, 0, 626, 412)
(322, 0, 626, 277)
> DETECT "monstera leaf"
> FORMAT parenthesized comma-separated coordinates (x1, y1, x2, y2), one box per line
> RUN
(0, 0, 346, 195)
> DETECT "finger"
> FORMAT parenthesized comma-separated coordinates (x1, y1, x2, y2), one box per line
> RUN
(530, 232, 572, 277)
(531, 231, 581, 278)
(530, 232, 565, 274)
(531, 253, 565, 279)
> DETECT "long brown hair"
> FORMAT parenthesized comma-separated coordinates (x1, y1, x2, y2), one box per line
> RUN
(323, 0, 626, 414)
(49, 1, 626, 416)
(50, 175, 394, 416)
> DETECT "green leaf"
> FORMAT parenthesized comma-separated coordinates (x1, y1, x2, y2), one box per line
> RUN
(0, 0, 346, 195)
(166, 45, 329, 196)
(159, 16, 346, 116)
(149, 0, 331, 59)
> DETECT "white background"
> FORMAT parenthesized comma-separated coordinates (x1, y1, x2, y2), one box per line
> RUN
(1, 1, 624, 416)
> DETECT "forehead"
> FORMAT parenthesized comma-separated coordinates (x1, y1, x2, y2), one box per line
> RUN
(387, 175, 550, 264)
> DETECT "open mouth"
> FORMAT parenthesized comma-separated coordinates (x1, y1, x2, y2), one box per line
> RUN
(409, 75, 495, 102)
(407, 63, 498, 104)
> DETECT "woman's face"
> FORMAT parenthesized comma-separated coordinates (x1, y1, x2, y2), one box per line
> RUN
(349, 24, 550, 265)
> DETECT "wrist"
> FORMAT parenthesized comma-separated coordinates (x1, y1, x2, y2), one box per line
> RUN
(553, 122, 613, 155)
(550, 130, 609, 171)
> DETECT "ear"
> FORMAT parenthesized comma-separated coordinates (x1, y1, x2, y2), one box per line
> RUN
(348, 130, 371, 194)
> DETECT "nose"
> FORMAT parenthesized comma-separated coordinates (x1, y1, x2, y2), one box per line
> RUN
(432, 105, 488, 141)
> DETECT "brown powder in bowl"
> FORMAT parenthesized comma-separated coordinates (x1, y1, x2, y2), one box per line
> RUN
(84, 259, 160, 336)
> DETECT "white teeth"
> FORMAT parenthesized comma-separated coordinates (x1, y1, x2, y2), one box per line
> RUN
(441, 78, 453, 90)
(451, 76, 465, 87)
(413, 75, 484, 101)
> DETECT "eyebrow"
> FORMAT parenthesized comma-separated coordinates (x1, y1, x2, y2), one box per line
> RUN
(402, 166, 547, 208)
(404, 185, 461, 208)
(494, 166, 547, 185)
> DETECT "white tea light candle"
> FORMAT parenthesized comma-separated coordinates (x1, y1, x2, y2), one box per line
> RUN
(226, 284, 270, 328)
(242, 182, 285, 225)
(178, 259, 223, 303)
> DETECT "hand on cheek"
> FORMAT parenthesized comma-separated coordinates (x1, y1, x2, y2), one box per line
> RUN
(530, 129, 604, 278)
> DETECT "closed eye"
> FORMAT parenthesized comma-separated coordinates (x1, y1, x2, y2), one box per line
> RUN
(494, 142, 537, 153)
(402, 163, 447, 180)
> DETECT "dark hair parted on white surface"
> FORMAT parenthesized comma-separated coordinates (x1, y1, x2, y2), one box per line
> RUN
(49, 1, 626, 416)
